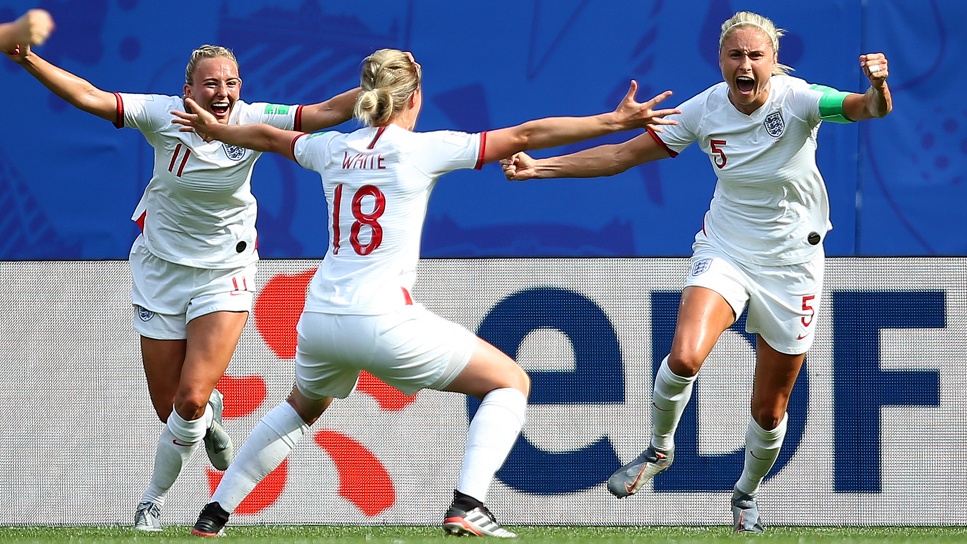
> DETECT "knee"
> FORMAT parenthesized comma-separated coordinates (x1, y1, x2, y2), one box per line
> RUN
(667, 353, 702, 378)
(751, 408, 785, 431)
(173, 387, 211, 421)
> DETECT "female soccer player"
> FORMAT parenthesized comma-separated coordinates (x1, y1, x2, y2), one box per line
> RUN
(5, 43, 357, 531)
(172, 48, 679, 538)
(501, 11, 892, 533)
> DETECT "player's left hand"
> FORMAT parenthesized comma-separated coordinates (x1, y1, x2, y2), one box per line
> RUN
(861, 53, 889, 88)
(171, 97, 217, 142)
(613, 80, 681, 132)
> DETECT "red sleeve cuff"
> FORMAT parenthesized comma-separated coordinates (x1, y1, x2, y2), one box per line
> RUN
(647, 126, 677, 158)
(474, 131, 488, 170)
(112, 92, 124, 129)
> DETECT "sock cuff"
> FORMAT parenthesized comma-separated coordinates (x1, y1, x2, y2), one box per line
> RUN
(657, 355, 697, 388)
(167, 406, 207, 444)
(479, 387, 528, 427)
(748, 412, 788, 443)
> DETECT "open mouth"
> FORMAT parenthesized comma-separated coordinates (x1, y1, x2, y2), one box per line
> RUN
(211, 102, 230, 118)
(736, 76, 755, 93)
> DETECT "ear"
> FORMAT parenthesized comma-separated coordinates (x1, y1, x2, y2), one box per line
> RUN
(184, 83, 192, 100)
(409, 89, 419, 109)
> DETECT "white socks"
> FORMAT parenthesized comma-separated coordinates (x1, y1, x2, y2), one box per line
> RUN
(651, 356, 697, 452)
(211, 401, 308, 513)
(735, 413, 788, 497)
(456, 387, 527, 503)
(141, 405, 210, 506)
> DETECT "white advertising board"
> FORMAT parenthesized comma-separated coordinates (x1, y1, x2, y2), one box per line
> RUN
(0, 258, 964, 526)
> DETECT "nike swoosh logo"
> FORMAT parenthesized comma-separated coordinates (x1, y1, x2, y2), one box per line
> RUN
(172, 439, 193, 447)
(797, 333, 810, 340)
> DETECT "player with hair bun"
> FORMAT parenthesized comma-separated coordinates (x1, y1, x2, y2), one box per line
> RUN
(502, 10, 892, 533)
(5, 42, 359, 532)
(173, 48, 679, 538)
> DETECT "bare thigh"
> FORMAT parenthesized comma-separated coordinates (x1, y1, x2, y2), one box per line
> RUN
(668, 286, 737, 376)
(141, 336, 187, 422)
(443, 338, 530, 400)
(174, 310, 249, 420)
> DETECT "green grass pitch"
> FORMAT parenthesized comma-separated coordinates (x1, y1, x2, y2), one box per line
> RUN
(1, 526, 967, 544)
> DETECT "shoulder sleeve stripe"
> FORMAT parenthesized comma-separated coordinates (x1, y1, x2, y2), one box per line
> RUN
(647, 126, 677, 158)
(291, 133, 308, 167)
(112, 92, 124, 129)
(812, 85, 855, 124)
(474, 131, 487, 170)
(294, 104, 304, 132)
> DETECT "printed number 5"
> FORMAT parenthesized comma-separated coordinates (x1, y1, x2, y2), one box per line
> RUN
(710, 139, 727, 169)
(801, 295, 815, 327)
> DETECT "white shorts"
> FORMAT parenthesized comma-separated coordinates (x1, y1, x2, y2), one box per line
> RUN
(685, 236, 824, 355)
(294, 305, 477, 399)
(130, 236, 256, 340)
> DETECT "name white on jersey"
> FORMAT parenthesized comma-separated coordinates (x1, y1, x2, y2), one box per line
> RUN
(293, 124, 484, 314)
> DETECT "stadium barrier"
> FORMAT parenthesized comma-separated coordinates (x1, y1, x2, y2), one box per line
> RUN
(0, 258, 964, 526)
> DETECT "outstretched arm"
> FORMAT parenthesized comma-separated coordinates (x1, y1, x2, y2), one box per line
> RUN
(172, 97, 301, 161)
(0, 9, 54, 51)
(300, 87, 360, 132)
(502, 129, 672, 181)
(481, 81, 680, 165)
(843, 53, 892, 121)
(4, 46, 118, 122)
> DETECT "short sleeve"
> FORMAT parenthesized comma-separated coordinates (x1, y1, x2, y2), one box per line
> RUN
(651, 93, 703, 156)
(407, 130, 482, 177)
(118, 93, 173, 133)
(292, 131, 337, 171)
(810, 84, 855, 124)
(237, 102, 301, 130)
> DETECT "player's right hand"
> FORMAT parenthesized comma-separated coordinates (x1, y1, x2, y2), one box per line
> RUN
(501, 152, 537, 181)
(19, 9, 54, 46)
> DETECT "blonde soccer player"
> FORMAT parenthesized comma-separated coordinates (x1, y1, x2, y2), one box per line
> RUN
(5, 43, 358, 531)
(502, 11, 892, 533)
(172, 48, 679, 538)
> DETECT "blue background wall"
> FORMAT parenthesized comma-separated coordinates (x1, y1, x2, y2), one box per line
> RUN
(1, 0, 962, 259)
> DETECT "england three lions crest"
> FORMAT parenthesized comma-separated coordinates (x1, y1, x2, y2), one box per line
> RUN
(764, 111, 785, 138)
(223, 143, 246, 161)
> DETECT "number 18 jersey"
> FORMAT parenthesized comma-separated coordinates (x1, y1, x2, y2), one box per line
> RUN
(292, 124, 484, 314)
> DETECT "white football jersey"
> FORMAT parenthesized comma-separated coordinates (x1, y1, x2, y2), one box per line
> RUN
(116, 93, 301, 268)
(654, 75, 835, 265)
(293, 124, 484, 314)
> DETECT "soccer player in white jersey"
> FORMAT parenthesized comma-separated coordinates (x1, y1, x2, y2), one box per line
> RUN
(172, 48, 680, 538)
(0, 8, 52, 51)
(502, 11, 892, 533)
(5, 43, 358, 531)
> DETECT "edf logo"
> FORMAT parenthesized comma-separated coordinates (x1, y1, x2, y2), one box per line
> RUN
(474, 287, 943, 495)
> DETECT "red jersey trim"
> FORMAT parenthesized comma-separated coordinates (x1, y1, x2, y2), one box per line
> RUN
(294, 104, 304, 132)
(647, 126, 677, 158)
(112, 92, 124, 129)
(401, 287, 414, 305)
(135, 211, 146, 231)
(368, 126, 387, 149)
(474, 131, 488, 170)
(291, 133, 308, 167)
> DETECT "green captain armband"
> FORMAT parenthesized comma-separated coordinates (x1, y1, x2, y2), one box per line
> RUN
(811, 84, 854, 124)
